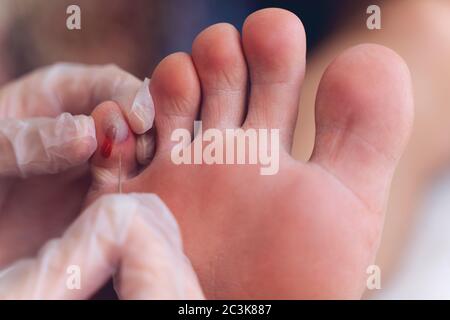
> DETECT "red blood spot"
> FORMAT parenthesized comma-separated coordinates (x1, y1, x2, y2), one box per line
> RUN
(100, 136, 113, 158)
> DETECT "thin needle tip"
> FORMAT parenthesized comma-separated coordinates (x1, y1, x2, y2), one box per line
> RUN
(118, 153, 122, 194)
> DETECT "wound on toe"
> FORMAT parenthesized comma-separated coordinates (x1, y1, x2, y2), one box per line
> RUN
(100, 126, 117, 158)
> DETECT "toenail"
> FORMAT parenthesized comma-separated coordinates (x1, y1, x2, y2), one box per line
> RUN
(103, 112, 128, 143)
(100, 112, 129, 158)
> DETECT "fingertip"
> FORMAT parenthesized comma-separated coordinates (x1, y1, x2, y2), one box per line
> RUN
(70, 135, 98, 163)
(54, 113, 98, 164)
(72, 113, 97, 146)
(136, 131, 155, 165)
(128, 78, 155, 134)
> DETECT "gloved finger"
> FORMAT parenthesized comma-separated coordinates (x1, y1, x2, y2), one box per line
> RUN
(0, 193, 204, 300)
(0, 63, 154, 134)
(61, 64, 155, 135)
(125, 77, 154, 135)
(0, 113, 96, 177)
(136, 129, 156, 166)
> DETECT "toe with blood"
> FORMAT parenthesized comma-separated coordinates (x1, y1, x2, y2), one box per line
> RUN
(90, 101, 137, 181)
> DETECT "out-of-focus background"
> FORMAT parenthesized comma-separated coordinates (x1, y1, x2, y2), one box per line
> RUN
(1, 0, 450, 299)
(0, 0, 361, 82)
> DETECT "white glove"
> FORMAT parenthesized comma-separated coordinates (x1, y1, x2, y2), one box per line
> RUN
(0, 63, 154, 178)
(0, 193, 204, 300)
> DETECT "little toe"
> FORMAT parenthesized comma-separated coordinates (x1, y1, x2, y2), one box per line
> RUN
(90, 101, 137, 190)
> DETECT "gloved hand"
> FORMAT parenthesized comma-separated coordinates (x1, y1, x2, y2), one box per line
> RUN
(0, 63, 154, 177)
(0, 63, 154, 271)
(0, 193, 204, 299)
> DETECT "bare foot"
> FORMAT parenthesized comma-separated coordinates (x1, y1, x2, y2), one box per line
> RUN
(88, 8, 413, 299)
(292, 0, 450, 288)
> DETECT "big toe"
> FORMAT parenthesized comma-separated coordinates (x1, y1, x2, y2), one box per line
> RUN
(310, 44, 414, 213)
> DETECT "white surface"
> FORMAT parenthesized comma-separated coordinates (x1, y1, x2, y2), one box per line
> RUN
(373, 170, 450, 299)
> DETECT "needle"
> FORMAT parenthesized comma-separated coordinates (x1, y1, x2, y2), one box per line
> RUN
(118, 152, 122, 194)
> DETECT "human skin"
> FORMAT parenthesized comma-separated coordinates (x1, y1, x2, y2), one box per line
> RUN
(291, 0, 450, 289)
(0, 64, 147, 270)
(87, 8, 413, 299)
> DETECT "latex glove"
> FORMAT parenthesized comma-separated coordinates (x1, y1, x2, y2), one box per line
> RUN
(0, 63, 154, 178)
(0, 193, 204, 300)
(0, 63, 152, 271)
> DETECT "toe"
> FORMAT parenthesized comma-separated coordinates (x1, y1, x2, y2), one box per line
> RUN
(150, 52, 201, 152)
(192, 23, 248, 129)
(90, 101, 137, 189)
(242, 8, 306, 150)
(310, 44, 414, 213)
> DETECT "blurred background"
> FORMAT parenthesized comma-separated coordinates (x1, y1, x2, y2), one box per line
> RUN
(0, 0, 363, 82)
(1, 0, 450, 299)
